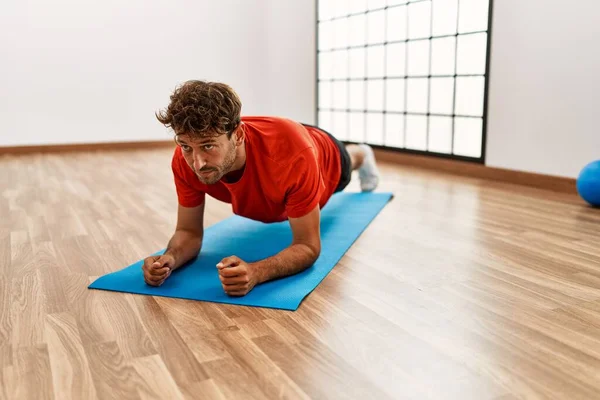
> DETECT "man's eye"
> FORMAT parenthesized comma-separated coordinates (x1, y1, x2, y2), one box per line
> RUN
(181, 145, 191, 152)
(203, 145, 214, 150)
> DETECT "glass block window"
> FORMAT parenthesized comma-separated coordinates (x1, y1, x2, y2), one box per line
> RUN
(317, 0, 493, 161)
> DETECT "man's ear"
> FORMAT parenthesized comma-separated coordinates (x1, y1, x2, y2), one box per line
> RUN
(233, 123, 245, 146)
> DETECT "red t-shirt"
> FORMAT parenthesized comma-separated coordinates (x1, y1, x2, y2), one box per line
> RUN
(171, 116, 342, 223)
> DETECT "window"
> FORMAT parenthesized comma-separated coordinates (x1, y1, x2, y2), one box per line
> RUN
(317, 0, 493, 162)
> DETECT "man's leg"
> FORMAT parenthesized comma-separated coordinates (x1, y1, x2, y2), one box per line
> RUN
(345, 144, 380, 192)
(346, 144, 365, 170)
(300, 122, 380, 193)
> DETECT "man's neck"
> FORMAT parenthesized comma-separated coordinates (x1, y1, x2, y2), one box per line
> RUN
(223, 142, 246, 183)
(232, 141, 246, 171)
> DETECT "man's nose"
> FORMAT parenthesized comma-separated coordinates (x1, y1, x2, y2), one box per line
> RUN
(193, 154, 206, 171)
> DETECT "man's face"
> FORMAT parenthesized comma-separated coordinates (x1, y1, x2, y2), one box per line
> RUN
(175, 132, 238, 185)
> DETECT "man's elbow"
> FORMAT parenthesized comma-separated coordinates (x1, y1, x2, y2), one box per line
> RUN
(305, 242, 321, 265)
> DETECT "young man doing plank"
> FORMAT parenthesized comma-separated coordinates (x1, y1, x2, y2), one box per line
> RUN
(143, 80, 380, 296)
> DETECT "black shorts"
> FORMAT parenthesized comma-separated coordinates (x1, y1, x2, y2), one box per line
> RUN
(301, 123, 352, 193)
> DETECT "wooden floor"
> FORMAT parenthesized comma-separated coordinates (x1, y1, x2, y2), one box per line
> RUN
(1, 147, 600, 400)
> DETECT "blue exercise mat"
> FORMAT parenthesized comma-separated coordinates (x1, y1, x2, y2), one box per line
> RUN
(88, 192, 393, 310)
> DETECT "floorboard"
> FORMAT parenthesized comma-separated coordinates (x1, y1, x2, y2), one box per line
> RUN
(1, 148, 599, 399)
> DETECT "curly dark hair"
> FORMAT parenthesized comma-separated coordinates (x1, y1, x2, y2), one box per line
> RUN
(156, 80, 242, 138)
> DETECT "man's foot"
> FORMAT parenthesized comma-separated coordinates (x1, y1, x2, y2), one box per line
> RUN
(358, 144, 380, 192)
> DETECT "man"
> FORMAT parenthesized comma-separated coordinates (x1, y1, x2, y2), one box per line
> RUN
(142, 80, 380, 296)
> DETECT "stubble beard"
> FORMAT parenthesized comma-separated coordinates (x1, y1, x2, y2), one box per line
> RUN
(195, 143, 237, 185)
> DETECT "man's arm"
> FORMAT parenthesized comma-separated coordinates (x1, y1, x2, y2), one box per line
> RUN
(142, 202, 204, 286)
(165, 202, 205, 270)
(252, 204, 321, 283)
(217, 146, 324, 296)
(216, 205, 321, 296)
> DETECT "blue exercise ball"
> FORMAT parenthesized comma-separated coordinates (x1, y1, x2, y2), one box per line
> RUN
(577, 160, 600, 207)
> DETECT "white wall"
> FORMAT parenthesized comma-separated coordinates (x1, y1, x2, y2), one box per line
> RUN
(0, 0, 315, 147)
(4, 0, 597, 180)
(485, 0, 600, 178)
(264, 0, 316, 125)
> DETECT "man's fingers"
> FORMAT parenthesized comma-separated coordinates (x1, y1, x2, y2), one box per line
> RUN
(145, 272, 170, 285)
(143, 259, 154, 271)
(148, 255, 172, 269)
(142, 254, 174, 287)
(225, 289, 248, 297)
(151, 271, 167, 279)
(152, 254, 175, 268)
(219, 274, 249, 285)
(146, 274, 165, 283)
(143, 264, 169, 277)
(214, 256, 252, 297)
(145, 276, 162, 286)
(148, 266, 170, 276)
(144, 256, 168, 269)
(143, 257, 170, 275)
(143, 266, 170, 282)
(223, 282, 248, 296)
(222, 283, 247, 291)
(216, 256, 241, 269)
(218, 265, 245, 278)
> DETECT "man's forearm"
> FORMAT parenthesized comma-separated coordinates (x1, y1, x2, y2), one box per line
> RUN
(251, 243, 320, 284)
(164, 229, 203, 270)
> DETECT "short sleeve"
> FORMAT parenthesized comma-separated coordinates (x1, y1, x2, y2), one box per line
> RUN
(171, 148, 205, 208)
(284, 147, 325, 218)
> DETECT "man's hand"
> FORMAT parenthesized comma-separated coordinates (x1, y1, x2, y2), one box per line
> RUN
(141, 203, 204, 286)
(213, 205, 322, 296)
(216, 256, 259, 296)
(142, 254, 175, 286)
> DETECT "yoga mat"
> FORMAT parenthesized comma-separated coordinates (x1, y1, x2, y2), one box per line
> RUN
(88, 192, 393, 310)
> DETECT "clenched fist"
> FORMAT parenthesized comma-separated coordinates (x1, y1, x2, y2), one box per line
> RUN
(216, 255, 258, 296)
(142, 254, 175, 286)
